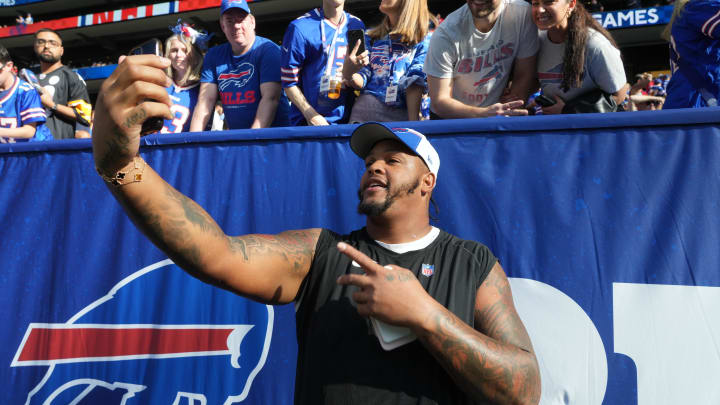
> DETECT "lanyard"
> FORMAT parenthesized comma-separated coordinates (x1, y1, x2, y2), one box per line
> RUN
(319, 9, 346, 76)
(385, 36, 415, 86)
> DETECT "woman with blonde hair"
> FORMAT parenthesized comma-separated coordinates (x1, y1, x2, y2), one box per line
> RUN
(531, 0, 628, 114)
(342, 0, 437, 122)
(161, 20, 210, 133)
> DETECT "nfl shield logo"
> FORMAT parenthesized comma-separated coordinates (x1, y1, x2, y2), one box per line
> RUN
(421, 264, 434, 277)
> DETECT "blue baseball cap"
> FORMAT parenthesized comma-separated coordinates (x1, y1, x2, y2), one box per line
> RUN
(350, 122, 440, 177)
(221, 0, 251, 15)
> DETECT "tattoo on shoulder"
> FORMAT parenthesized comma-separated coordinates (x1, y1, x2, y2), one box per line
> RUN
(228, 229, 321, 275)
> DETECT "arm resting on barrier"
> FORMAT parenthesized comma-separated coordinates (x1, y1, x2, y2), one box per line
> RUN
(427, 75, 528, 119)
(0, 123, 37, 140)
(250, 81, 281, 129)
(502, 54, 537, 104)
(189, 82, 218, 132)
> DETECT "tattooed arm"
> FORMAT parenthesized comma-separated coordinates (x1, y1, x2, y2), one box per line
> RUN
(336, 244, 540, 404)
(92, 55, 321, 305)
(417, 262, 540, 404)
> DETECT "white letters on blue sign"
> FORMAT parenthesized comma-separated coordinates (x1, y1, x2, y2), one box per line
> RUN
(511, 279, 720, 404)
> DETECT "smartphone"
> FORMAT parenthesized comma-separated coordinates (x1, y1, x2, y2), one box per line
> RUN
(128, 38, 164, 135)
(346, 29, 366, 55)
(535, 94, 556, 107)
(129, 38, 162, 57)
(20, 68, 43, 93)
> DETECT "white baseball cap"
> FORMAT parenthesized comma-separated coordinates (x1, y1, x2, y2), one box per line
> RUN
(350, 122, 440, 177)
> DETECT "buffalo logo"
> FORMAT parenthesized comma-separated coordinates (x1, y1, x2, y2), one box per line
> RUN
(537, 64, 564, 85)
(474, 65, 503, 89)
(218, 63, 255, 91)
(11, 259, 288, 404)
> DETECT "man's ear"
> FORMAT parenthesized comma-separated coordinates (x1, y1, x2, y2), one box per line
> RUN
(421, 171, 436, 196)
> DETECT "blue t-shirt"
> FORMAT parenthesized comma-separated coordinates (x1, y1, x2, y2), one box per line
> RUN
(202, 37, 290, 129)
(357, 34, 430, 109)
(161, 82, 200, 134)
(0, 77, 52, 143)
(281, 8, 365, 125)
(664, 0, 720, 109)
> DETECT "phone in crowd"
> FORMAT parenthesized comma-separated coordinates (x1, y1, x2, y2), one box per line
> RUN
(346, 29, 366, 56)
(19, 68, 43, 93)
(128, 38, 164, 135)
(129, 38, 163, 57)
(535, 94, 556, 107)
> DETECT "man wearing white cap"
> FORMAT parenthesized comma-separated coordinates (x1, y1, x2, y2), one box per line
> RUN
(189, 0, 289, 131)
(92, 53, 540, 403)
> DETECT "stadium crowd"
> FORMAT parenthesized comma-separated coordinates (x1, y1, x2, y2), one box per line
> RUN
(0, 0, 717, 144)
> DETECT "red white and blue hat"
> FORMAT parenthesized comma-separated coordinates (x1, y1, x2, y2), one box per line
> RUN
(350, 122, 440, 177)
(221, 0, 251, 15)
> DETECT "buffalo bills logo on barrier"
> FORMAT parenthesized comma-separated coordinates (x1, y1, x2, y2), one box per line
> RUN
(12, 259, 273, 404)
(218, 63, 255, 91)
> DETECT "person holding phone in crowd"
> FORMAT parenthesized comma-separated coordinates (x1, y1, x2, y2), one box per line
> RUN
(531, 0, 628, 114)
(0, 45, 52, 143)
(189, 0, 289, 131)
(281, 0, 365, 126)
(424, 0, 539, 119)
(342, 0, 437, 122)
(160, 21, 210, 134)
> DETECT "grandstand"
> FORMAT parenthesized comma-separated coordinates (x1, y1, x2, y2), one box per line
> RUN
(1, 0, 672, 98)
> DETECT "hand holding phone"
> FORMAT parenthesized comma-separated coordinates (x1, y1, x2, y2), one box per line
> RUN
(128, 38, 165, 135)
(535, 94, 556, 107)
(346, 29, 366, 56)
(129, 38, 162, 57)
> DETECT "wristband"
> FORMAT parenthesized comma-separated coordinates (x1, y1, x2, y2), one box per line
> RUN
(96, 156, 146, 187)
(50, 102, 57, 112)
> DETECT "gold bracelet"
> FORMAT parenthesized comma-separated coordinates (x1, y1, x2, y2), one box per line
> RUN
(96, 156, 146, 187)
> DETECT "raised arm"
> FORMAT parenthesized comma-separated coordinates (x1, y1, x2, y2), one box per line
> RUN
(336, 243, 540, 404)
(92, 55, 320, 304)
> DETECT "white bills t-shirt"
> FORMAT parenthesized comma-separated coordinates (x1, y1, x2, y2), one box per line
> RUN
(423, 0, 539, 108)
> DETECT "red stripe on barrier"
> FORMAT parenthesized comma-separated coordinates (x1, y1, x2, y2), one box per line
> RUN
(17, 327, 233, 361)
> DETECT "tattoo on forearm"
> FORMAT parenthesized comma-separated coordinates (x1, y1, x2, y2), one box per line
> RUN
(97, 127, 132, 173)
(419, 267, 539, 404)
(164, 185, 224, 238)
(426, 311, 538, 404)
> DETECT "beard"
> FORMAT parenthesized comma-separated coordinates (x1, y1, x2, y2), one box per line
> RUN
(467, 0, 499, 18)
(37, 52, 60, 64)
(357, 177, 420, 217)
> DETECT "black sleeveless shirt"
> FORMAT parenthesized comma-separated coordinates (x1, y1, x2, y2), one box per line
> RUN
(294, 228, 496, 405)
